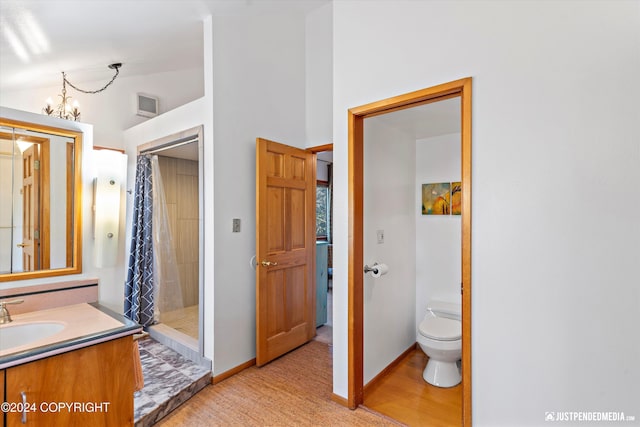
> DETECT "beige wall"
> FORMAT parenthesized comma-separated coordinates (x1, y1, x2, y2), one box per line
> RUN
(158, 155, 199, 307)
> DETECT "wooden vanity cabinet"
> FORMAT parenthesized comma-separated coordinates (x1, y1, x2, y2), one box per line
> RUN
(3, 336, 134, 426)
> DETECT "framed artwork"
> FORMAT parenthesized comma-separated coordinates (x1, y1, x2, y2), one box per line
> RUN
(422, 182, 450, 215)
(451, 181, 462, 215)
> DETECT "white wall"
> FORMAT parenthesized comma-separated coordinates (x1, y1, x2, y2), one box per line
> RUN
(0, 67, 203, 150)
(122, 97, 210, 353)
(415, 133, 461, 328)
(306, 2, 333, 147)
(211, 12, 307, 375)
(122, 16, 214, 364)
(317, 159, 331, 182)
(0, 67, 204, 309)
(363, 118, 416, 384)
(332, 1, 640, 423)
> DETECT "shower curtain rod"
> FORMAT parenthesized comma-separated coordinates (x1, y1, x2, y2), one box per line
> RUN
(140, 135, 199, 155)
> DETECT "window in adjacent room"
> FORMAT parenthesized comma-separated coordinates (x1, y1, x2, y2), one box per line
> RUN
(316, 181, 330, 241)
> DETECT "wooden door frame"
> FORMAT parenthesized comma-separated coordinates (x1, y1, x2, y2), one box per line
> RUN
(307, 143, 333, 153)
(347, 77, 472, 426)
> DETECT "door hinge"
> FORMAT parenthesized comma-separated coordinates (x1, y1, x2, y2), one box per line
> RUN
(34, 160, 40, 170)
(34, 230, 40, 240)
(460, 282, 463, 295)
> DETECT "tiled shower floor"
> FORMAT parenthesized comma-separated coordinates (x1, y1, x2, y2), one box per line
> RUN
(134, 338, 210, 426)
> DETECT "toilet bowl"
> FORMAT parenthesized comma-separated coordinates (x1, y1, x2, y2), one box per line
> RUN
(416, 300, 461, 388)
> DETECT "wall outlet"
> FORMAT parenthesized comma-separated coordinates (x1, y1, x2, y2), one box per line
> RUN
(232, 218, 241, 232)
(377, 229, 384, 244)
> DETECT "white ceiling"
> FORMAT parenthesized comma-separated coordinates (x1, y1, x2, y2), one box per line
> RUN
(1, 0, 459, 141)
(156, 141, 199, 161)
(370, 97, 461, 140)
(0, 0, 328, 91)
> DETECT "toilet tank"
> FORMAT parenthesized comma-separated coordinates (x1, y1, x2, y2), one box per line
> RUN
(427, 300, 461, 320)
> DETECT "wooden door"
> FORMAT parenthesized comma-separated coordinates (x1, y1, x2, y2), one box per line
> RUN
(21, 144, 40, 271)
(256, 138, 316, 366)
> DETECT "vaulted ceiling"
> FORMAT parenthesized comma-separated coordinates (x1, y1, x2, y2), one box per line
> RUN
(1, 0, 460, 140)
(0, 0, 328, 92)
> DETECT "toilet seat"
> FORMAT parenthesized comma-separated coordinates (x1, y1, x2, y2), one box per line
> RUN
(419, 317, 461, 341)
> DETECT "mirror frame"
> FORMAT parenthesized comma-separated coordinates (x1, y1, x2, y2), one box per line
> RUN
(0, 117, 83, 282)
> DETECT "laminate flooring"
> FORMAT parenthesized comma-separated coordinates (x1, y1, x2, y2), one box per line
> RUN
(363, 348, 462, 427)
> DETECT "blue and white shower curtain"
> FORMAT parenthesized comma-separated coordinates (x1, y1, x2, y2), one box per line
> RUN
(124, 155, 155, 327)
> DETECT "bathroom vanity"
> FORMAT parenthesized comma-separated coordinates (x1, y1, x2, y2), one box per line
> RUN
(0, 113, 141, 425)
(0, 303, 141, 426)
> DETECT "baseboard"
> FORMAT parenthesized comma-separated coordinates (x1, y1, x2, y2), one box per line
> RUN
(331, 393, 349, 408)
(212, 358, 256, 384)
(363, 343, 417, 395)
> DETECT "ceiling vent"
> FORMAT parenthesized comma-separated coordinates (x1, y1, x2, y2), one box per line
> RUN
(137, 93, 158, 118)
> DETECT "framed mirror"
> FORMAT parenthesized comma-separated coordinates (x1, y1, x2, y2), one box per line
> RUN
(0, 118, 82, 282)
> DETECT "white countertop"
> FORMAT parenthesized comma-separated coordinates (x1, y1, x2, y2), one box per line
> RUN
(0, 303, 141, 369)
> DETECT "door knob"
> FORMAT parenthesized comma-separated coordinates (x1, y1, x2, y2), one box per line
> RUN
(16, 243, 28, 248)
(261, 260, 278, 267)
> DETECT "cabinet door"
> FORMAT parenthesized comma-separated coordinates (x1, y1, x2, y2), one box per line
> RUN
(316, 242, 328, 326)
(5, 337, 134, 426)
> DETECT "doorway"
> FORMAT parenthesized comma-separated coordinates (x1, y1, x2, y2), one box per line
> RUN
(347, 78, 472, 425)
(254, 139, 333, 368)
(136, 126, 210, 369)
(0, 129, 52, 273)
(309, 144, 334, 345)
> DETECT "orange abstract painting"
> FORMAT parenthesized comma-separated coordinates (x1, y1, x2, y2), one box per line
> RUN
(422, 183, 450, 215)
(451, 181, 462, 215)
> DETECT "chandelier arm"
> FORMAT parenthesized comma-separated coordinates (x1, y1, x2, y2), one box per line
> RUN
(63, 67, 120, 94)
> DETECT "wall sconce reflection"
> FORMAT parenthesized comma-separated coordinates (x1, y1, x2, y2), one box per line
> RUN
(93, 149, 127, 268)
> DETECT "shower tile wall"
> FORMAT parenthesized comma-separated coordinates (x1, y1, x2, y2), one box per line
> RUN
(158, 156, 199, 308)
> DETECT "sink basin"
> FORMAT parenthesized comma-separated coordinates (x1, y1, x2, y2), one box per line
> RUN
(0, 321, 66, 352)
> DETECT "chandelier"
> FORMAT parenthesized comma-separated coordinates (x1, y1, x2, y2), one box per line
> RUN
(43, 63, 122, 121)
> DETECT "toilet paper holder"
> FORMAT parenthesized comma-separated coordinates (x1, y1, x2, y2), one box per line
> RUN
(363, 262, 380, 274)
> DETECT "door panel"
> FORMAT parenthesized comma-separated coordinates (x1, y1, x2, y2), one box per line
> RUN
(290, 155, 306, 180)
(22, 145, 40, 271)
(267, 187, 285, 252)
(290, 188, 306, 249)
(256, 138, 316, 366)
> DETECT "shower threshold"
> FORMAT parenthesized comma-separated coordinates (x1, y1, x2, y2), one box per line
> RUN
(148, 323, 211, 370)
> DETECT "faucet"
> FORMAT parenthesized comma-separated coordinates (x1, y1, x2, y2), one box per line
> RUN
(0, 299, 24, 324)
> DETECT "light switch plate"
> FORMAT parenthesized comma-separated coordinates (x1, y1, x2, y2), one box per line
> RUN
(233, 218, 241, 232)
(377, 229, 384, 244)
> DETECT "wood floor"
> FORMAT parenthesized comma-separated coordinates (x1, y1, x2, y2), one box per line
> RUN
(364, 348, 462, 427)
(157, 341, 398, 426)
(155, 287, 461, 426)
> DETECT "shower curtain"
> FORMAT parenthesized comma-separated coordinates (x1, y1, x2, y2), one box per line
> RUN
(150, 155, 184, 319)
(125, 154, 184, 327)
(125, 155, 155, 326)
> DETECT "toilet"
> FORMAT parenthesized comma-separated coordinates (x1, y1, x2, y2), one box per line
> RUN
(416, 300, 462, 387)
